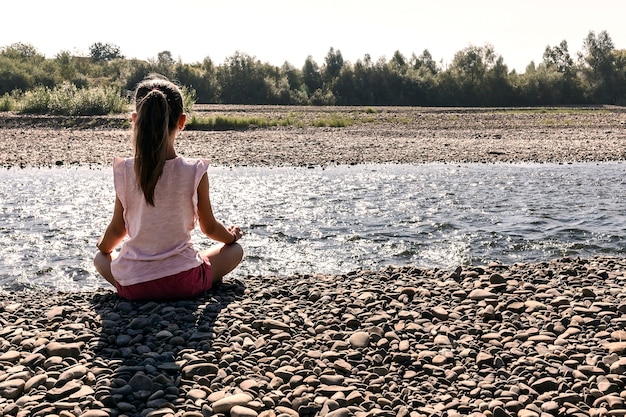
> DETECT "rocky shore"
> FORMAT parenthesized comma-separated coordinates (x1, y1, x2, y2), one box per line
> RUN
(3, 257, 626, 417)
(2, 106, 626, 416)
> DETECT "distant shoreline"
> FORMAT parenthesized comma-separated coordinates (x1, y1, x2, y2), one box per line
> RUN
(1, 105, 625, 168)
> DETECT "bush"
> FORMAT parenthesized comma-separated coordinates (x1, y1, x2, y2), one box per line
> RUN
(19, 83, 128, 115)
(20, 86, 50, 113)
(0, 92, 18, 111)
(311, 113, 353, 127)
(181, 86, 197, 113)
(187, 114, 273, 130)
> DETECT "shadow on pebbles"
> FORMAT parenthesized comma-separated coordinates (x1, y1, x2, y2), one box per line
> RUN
(2, 256, 626, 416)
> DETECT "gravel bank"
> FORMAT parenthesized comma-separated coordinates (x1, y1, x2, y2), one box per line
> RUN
(2, 257, 626, 416)
(0, 106, 625, 168)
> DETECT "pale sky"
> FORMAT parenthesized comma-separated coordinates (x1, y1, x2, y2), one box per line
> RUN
(3, 0, 625, 73)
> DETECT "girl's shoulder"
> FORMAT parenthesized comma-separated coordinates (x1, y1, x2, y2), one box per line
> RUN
(113, 156, 133, 171)
(167, 157, 210, 179)
(171, 157, 210, 170)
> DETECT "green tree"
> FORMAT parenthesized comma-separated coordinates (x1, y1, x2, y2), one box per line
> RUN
(0, 43, 53, 93)
(89, 42, 124, 62)
(333, 64, 357, 105)
(442, 44, 502, 105)
(322, 47, 344, 84)
(612, 49, 626, 104)
(54, 51, 78, 81)
(279, 62, 307, 104)
(281, 61, 303, 91)
(483, 55, 515, 106)
(1, 42, 41, 60)
(148, 51, 176, 79)
(217, 51, 266, 103)
(345, 54, 375, 104)
(0, 57, 32, 93)
(515, 64, 567, 105)
(123, 59, 153, 91)
(543, 40, 574, 74)
(389, 50, 407, 71)
(541, 40, 583, 104)
(302, 55, 322, 95)
(387, 51, 411, 105)
(411, 49, 439, 76)
(581, 30, 617, 103)
(175, 62, 211, 104)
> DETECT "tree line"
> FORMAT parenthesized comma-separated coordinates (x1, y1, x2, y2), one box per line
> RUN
(1, 30, 625, 107)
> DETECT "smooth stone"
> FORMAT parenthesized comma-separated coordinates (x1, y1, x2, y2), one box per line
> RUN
(212, 393, 254, 413)
(489, 273, 506, 284)
(187, 388, 207, 400)
(530, 377, 559, 393)
(274, 365, 297, 381)
(468, 289, 496, 300)
(57, 364, 88, 385)
(274, 406, 299, 417)
(80, 411, 110, 417)
(240, 379, 261, 392)
(156, 330, 173, 338)
(605, 342, 626, 354)
(320, 375, 345, 385)
(524, 300, 546, 310)
(261, 319, 290, 331)
(46, 380, 82, 401)
(69, 385, 95, 401)
(434, 335, 452, 346)
(116, 334, 132, 346)
(45, 341, 83, 358)
(231, 405, 259, 417)
(333, 359, 352, 373)
(0, 379, 25, 399)
(181, 363, 218, 378)
(46, 305, 66, 320)
(476, 352, 494, 366)
(170, 336, 186, 346)
(129, 317, 150, 330)
(610, 330, 626, 341)
(325, 408, 352, 417)
(348, 331, 370, 348)
(128, 373, 153, 392)
(431, 306, 449, 320)
(0, 351, 21, 363)
(24, 374, 48, 392)
(517, 410, 539, 417)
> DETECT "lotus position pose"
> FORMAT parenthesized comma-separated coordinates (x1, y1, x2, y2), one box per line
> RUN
(94, 74, 243, 301)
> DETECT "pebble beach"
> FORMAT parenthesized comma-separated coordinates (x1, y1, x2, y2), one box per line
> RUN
(1, 106, 626, 417)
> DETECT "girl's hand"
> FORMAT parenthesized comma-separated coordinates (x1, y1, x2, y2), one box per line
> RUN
(228, 226, 243, 243)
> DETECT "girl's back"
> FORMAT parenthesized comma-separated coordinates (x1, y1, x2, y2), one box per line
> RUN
(111, 156, 209, 286)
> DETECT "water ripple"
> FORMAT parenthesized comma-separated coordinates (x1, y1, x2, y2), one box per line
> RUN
(2, 162, 626, 291)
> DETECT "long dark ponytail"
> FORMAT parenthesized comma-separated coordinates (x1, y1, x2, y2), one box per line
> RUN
(132, 74, 184, 206)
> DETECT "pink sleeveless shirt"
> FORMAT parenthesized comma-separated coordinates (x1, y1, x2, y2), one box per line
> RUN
(110, 156, 210, 286)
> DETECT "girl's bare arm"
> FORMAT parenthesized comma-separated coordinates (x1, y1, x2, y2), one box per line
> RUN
(96, 196, 127, 254)
(197, 173, 241, 244)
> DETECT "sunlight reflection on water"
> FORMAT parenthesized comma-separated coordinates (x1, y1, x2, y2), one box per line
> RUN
(2, 162, 626, 292)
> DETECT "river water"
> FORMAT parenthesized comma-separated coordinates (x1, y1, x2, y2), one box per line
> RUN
(2, 162, 626, 292)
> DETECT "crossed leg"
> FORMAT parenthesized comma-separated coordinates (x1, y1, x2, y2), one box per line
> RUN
(94, 242, 243, 288)
(199, 243, 244, 285)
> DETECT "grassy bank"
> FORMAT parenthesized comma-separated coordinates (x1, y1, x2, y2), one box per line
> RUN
(0, 104, 622, 131)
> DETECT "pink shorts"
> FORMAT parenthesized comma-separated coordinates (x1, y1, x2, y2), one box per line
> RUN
(115, 259, 213, 301)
